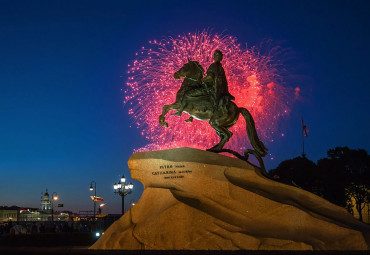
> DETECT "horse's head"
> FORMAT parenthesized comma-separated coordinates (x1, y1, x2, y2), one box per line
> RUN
(174, 59, 204, 81)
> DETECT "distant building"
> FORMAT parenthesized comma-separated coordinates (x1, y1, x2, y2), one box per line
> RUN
(0, 189, 71, 222)
(40, 189, 52, 213)
(0, 206, 19, 222)
(18, 207, 47, 221)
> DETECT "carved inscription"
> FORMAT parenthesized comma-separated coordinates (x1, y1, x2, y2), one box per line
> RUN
(152, 164, 192, 179)
(160, 165, 173, 169)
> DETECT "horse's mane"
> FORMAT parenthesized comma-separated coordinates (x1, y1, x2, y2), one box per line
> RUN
(191, 61, 205, 75)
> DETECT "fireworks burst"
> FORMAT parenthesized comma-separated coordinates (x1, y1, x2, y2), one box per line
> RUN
(124, 31, 295, 152)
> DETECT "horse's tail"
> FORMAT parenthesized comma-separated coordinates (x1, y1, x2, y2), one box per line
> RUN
(239, 107, 268, 157)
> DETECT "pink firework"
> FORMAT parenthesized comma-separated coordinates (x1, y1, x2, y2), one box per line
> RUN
(125, 31, 294, 152)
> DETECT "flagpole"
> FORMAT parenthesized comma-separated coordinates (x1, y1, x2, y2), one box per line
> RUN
(302, 118, 306, 158)
(302, 127, 305, 157)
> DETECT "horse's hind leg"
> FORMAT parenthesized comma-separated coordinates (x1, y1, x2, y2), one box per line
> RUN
(208, 122, 233, 151)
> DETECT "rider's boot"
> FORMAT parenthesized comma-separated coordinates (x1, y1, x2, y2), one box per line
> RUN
(171, 103, 185, 117)
(171, 108, 183, 117)
(185, 116, 193, 122)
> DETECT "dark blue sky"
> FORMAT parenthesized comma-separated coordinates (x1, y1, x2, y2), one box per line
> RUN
(1, 0, 369, 214)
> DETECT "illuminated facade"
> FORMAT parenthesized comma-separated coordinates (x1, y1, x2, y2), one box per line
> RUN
(0, 206, 19, 222)
(40, 188, 52, 212)
(0, 189, 71, 222)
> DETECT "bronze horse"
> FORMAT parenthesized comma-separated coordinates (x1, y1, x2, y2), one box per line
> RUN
(159, 60, 268, 171)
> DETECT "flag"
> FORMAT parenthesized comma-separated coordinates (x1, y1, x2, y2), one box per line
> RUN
(302, 119, 308, 137)
(90, 196, 104, 202)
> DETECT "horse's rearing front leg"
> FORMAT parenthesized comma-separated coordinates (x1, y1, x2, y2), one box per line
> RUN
(159, 103, 181, 127)
(159, 105, 170, 127)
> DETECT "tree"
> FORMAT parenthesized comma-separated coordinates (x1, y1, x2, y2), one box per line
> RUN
(317, 156, 347, 207)
(318, 147, 370, 221)
(270, 147, 370, 222)
(268, 157, 322, 195)
(346, 184, 369, 221)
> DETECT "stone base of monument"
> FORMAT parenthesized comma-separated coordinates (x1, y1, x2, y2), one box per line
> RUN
(90, 148, 370, 250)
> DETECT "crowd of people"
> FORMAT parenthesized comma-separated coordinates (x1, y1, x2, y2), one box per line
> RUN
(0, 220, 92, 236)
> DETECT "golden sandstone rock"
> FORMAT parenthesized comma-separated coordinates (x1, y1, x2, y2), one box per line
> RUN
(90, 147, 370, 250)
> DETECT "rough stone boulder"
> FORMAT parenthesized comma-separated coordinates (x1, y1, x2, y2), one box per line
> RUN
(90, 147, 370, 250)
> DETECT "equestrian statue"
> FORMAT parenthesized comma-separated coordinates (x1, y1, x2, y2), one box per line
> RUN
(159, 50, 268, 173)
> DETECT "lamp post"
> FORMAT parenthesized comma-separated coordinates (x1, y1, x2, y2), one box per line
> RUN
(130, 200, 136, 207)
(89, 181, 97, 221)
(113, 175, 133, 215)
(98, 203, 106, 215)
(51, 192, 58, 222)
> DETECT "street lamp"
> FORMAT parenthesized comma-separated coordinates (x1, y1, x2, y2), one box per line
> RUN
(51, 192, 58, 222)
(130, 200, 136, 207)
(89, 181, 97, 221)
(98, 203, 106, 215)
(113, 175, 133, 215)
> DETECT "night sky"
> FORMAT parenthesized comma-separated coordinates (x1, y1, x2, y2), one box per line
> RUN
(1, 0, 369, 214)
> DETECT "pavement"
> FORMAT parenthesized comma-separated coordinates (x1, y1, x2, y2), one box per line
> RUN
(0, 233, 369, 254)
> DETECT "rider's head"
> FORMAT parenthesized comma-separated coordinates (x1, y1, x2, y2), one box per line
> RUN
(214, 50, 223, 62)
